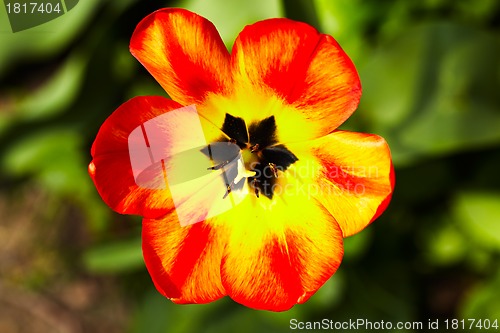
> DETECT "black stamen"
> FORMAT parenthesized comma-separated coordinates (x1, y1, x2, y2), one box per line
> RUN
(223, 183, 233, 199)
(221, 114, 248, 148)
(248, 115, 278, 148)
(268, 162, 279, 177)
(261, 145, 298, 170)
(207, 160, 229, 170)
(252, 178, 260, 198)
(210, 113, 299, 199)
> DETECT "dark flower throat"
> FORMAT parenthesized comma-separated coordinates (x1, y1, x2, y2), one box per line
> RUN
(204, 113, 298, 199)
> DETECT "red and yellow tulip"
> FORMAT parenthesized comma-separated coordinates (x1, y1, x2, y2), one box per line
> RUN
(89, 8, 394, 311)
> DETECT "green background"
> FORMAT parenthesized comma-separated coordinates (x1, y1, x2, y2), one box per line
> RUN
(1, 0, 500, 332)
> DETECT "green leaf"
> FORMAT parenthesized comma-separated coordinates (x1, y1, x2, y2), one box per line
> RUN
(1, 129, 81, 176)
(0, 127, 111, 232)
(128, 291, 172, 333)
(1, 128, 89, 196)
(7, 54, 86, 122)
(460, 268, 500, 319)
(303, 271, 344, 310)
(174, 0, 283, 48)
(83, 238, 144, 274)
(360, 23, 500, 166)
(130, 291, 247, 333)
(0, 0, 101, 75)
(313, 0, 371, 63)
(343, 228, 372, 261)
(282, 0, 320, 30)
(454, 191, 500, 251)
(424, 222, 468, 266)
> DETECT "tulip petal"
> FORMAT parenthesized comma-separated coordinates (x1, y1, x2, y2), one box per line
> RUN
(231, 18, 361, 141)
(218, 189, 343, 311)
(89, 96, 229, 219)
(130, 8, 232, 106)
(288, 130, 395, 237)
(142, 216, 227, 303)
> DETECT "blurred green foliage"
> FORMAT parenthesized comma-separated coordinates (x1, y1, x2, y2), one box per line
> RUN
(1, 0, 499, 332)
